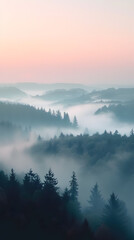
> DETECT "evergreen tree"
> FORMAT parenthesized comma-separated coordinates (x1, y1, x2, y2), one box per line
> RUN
(63, 112, 71, 126)
(73, 116, 78, 128)
(88, 184, 104, 213)
(8, 169, 20, 209)
(69, 172, 81, 221)
(87, 184, 104, 230)
(23, 169, 42, 199)
(103, 193, 129, 239)
(43, 169, 58, 192)
(114, 130, 119, 135)
(42, 169, 60, 221)
(69, 171, 78, 202)
(56, 110, 62, 121)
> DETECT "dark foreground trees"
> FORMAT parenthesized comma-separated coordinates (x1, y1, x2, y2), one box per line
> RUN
(0, 169, 133, 240)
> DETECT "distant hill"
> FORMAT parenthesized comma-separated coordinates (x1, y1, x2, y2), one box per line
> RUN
(0, 87, 26, 99)
(89, 88, 134, 102)
(35, 88, 88, 105)
(95, 101, 134, 123)
(14, 82, 88, 91)
(1, 85, 134, 106)
(0, 102, 77, 128)
(35, 87, 134, 106)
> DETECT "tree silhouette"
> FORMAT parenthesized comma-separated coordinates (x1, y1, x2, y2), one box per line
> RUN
(73, 116, 78, 128)
(88, 184, 104, 213)
(8, 169, 20, 210)
(69, 172, 81, 221)
(23, 169, 42, 202)
(69, 172, 78, 202)
(87, 184, 104, 230)
(42, 169, 61, 223)
(103, 193, 129, 239)
(63, 112, 71, 126)
(43, 169, 58, 192)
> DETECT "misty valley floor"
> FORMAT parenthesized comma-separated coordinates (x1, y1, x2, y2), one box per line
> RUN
(0, 84, 134, 239)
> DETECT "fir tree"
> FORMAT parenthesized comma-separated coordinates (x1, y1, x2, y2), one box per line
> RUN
(88, 184, 104, 213)
(43, 169, 58, 192)
(87, 184, 104, 230)
(103, 193, 129, 238)
(73, 116, 78, 128)
(8, 169, 20, 209)
(42, 169, 60, 221)
(69, 172, 81, 221)
(63, 112, 71, 126)
(69, 171, 78, 202)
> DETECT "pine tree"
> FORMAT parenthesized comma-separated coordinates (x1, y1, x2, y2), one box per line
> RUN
(24, 169, 41, 189)
(69, 171, 78, 202)
(8, 169, 20, 209)
(63, 112, 71, 126)
(103, 193, 129, 238)
(56, 110, 62, 121)
(88, 184, 104, 213)
(73, 116, 78, 128)
(69, 172, 81, 221)
(43, 169, 58, 192)
(87, 184, 104, 230)
(42, 169, 60, 221)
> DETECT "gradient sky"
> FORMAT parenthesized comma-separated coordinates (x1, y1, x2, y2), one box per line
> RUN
(0, 0, 134, 84)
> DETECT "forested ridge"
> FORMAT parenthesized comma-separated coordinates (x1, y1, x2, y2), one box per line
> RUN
(96, 101, 134, 123)
(0, 169, 133, 240)
(30, 131, 134, 166)
(0, 102, 78, 128)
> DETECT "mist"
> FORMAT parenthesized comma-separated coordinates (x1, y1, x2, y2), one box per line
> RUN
(1, 84, 134, 240)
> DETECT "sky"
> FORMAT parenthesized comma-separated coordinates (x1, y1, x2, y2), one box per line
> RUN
(0, 0, 134, 85)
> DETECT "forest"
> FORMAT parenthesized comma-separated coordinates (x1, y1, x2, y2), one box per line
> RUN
(0, 168, 133, 240)
(30, 131, 134, 168)
(96, 101, 134, 123)
(0, 85, 134, 240)
(0, 102, 78, 128)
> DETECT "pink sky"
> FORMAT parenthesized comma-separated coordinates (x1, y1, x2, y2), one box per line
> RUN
(0, 0, 134, 84)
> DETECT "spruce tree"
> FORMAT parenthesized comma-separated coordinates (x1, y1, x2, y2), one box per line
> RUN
(69, 171, 78, 202)
(43, 169, 58, 192)
(42, 169, 60, 220)
(73, 116, 78, 128)
(8, 169, 20, 209)
(88, 184, 104, 213)
(103, 193, 129, 238)
(69, 172, 81, 221)
(87, 184, 104, 230)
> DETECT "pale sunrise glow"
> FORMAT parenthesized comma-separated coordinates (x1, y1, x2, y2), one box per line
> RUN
(0, 0, 134, 84)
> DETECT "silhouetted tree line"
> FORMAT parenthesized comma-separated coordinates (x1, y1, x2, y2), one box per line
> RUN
(96, 100, 134, 123)
(0, 102, 78, 128)
(30, 130, 134, 168)
(0, 169, 133, 240)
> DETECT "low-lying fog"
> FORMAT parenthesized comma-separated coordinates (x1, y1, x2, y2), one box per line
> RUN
(0, 87, 133, 136)
(0, 133, 134, 221)
(18, 94, 134, 136)
(0, 86, 134, 219)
